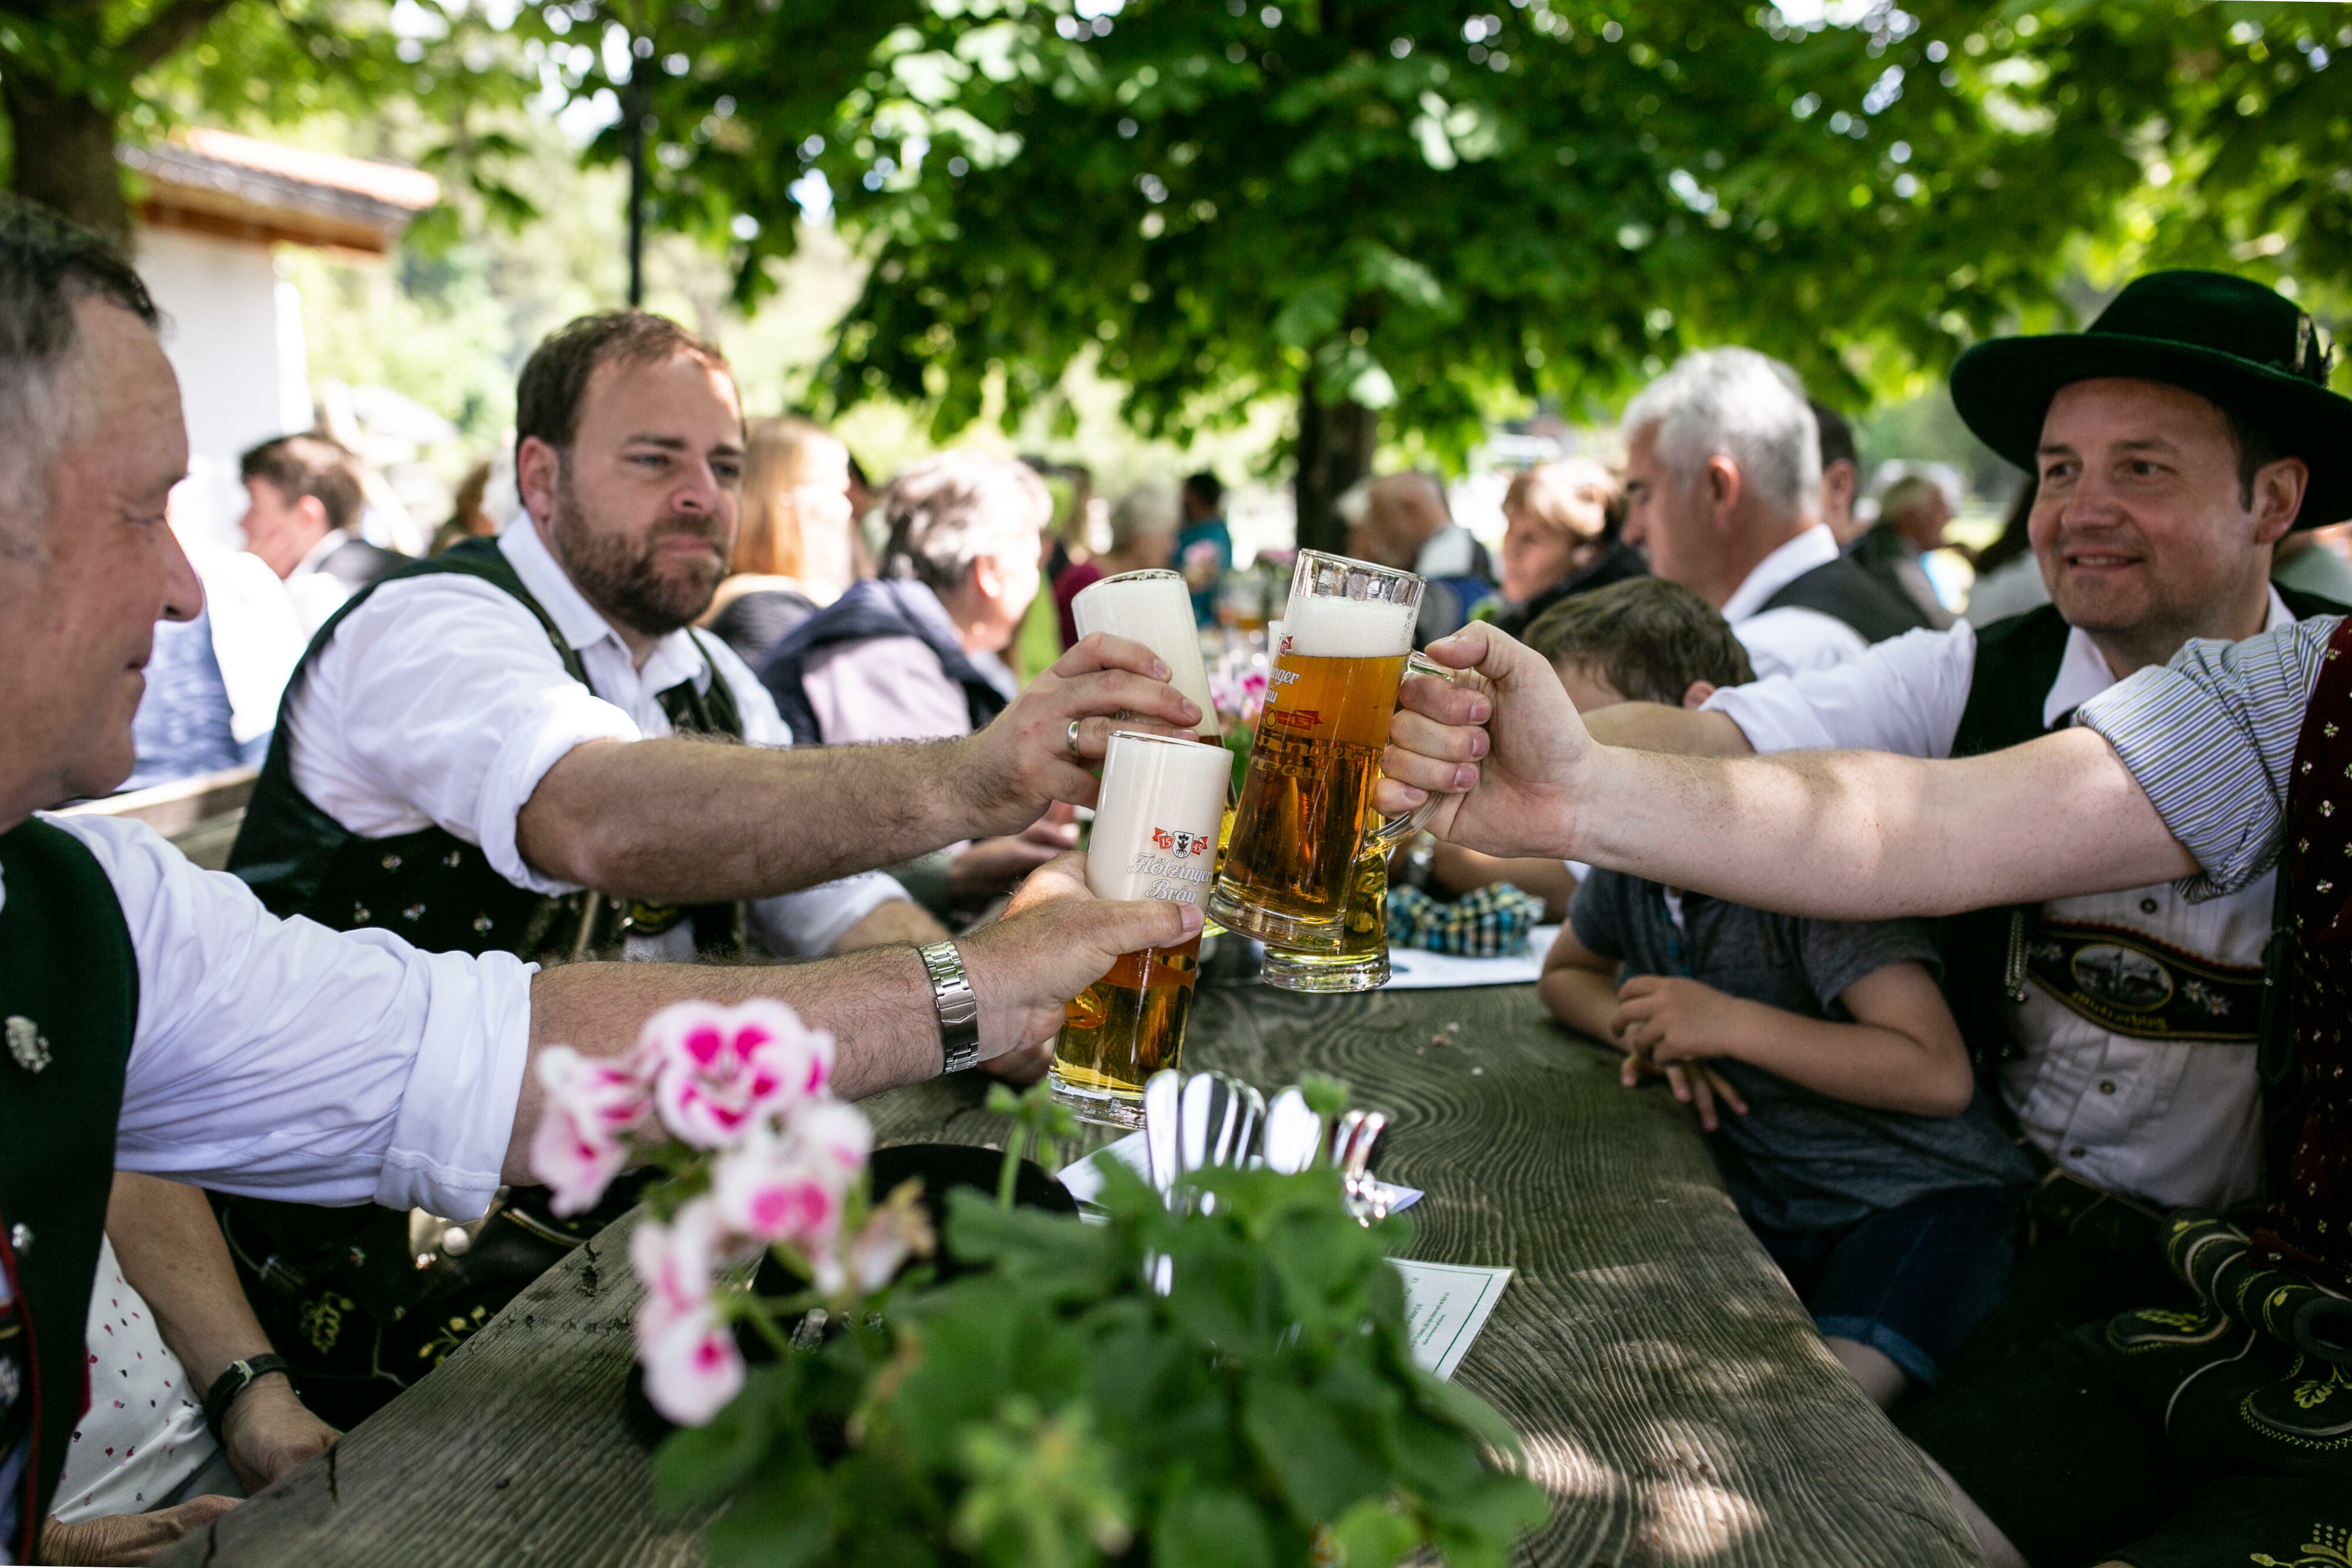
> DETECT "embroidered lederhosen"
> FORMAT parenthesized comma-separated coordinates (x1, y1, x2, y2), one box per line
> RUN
(219, 537, 752, 1427)
(0, 821, 139, 1559)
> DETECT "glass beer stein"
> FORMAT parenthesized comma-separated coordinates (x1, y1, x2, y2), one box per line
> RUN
(1259, 840, 1391, 992)
(1051, 730, 1235, 1127)
(1207, 551, 1453, 952)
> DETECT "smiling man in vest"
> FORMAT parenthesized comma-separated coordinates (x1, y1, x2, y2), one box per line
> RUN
(1374, 272, 2351, 1568)
(0, 200, 1207, 1559)
(1579, 272, 2347, 1372)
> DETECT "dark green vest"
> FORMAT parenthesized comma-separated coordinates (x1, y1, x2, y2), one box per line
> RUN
(0, 820, 138, 1557)
(229, 536, 747, 960)
(1940, 590, 2350, 1068)
(216, 537, 747, 1427)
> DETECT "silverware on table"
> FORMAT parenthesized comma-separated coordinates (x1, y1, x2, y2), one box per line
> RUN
(1330, 1109, 1391, 1225)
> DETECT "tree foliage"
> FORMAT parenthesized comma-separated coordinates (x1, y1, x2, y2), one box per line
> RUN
(615, 0, 2349, 535)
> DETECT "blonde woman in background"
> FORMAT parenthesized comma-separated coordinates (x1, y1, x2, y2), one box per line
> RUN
(1488, 457, 1645, 638)
(702, 415, 864, 664)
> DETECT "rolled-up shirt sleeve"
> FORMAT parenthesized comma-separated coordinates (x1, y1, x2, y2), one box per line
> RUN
(1703, 623, 1977, 758)
(62, 815, 533, 1219)
(286, 576, 642, 896)
(2072, 616, 2338, 900)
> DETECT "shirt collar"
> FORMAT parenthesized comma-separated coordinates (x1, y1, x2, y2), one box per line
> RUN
(498, 519, 712, 694)
(2043, 584, 2295, 726)
(1719, 524, 1839, 624)
(293, 527, 352, 577)
(1414, 525, 1481, 579)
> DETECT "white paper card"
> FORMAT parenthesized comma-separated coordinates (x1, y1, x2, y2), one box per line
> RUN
(1390, 1259, 1513, 1380)
(1057, 1128, 1423, 1216)
(1381, 925, 1559, 990)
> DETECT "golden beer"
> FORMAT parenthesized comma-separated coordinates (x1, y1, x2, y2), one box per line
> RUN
(1262, 844, 1391, 992)
(1210, 551, 1438, 951)
(1051, 730, 1232, 1128)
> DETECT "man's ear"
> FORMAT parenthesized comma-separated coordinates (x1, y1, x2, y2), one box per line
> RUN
(1702, 454, 1743, 527)
(517, 436, 562, 526)
(2251, 457, 2308, 546)
(295, 494, 332, 538)
(1681, 680, 1718, 710)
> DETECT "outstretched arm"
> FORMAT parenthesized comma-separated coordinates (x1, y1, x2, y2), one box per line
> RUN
(506, 852, 1199, 1182)
(1375, 623, 2196, 921)
(516, 633, 1201, 903)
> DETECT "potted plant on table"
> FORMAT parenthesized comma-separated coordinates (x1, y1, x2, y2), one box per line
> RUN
(533, 999, 1549, 1568)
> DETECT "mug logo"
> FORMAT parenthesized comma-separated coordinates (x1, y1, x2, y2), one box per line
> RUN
(1150, 827, 1209, 857)
(1272, 707, 1320, 730)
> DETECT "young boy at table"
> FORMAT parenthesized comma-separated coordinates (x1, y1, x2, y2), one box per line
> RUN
(1532, 580, 2034, 1409)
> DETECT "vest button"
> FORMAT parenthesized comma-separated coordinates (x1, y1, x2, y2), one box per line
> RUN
(381, 854, 402, 871)
(353, 905, 370, 924)
(8, 1222, 29, 1254)
(2100, 1080, 2117, 1094)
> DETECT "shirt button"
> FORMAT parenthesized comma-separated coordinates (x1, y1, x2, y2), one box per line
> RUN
(2140, 898, 2160, 915)
(2069, 1146, 2087, 1159)
(2099, 1080, 2117, 1094)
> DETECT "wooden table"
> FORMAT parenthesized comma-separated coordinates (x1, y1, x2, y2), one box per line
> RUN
(161, 977, 1982, 1567)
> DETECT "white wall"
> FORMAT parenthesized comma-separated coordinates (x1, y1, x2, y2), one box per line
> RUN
(135, 225, 313, 553)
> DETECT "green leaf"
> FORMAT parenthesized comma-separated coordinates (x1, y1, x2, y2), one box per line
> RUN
(1328, 1497, 1421, 1568)
(652, 1363, 793, 1512)
(1153, 1485, 1275, 1568)
(1241, 1377, 1389, 1524)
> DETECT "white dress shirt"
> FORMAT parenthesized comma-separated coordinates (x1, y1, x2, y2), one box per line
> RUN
(1701, 588, 2299, 1211)
(283, 529, 358, 635)
(1716, 524, 1871, 680)
(281, 521, 903, 961)
(22, 814, 530, 1218)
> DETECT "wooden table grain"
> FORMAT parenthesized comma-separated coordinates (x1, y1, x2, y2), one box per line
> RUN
(161, 978, 1983, 1568)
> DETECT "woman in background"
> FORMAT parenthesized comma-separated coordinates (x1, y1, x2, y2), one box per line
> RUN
(702, 416, 863, 665)
(1053, 486, 1178, 648)
(1486, 457, 1643, 638)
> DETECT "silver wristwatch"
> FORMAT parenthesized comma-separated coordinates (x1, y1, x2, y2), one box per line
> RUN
(917, 940, 981, 1074)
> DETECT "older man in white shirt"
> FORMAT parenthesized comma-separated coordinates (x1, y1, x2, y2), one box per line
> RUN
(1618, 348, 1929, 679)
(0, 201, 1217, 1562)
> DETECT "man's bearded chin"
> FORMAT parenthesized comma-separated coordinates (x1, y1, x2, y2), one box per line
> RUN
(551, 486, 727, 638)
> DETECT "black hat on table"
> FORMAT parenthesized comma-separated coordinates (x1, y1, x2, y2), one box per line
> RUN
(1950, 270, 2352, 530)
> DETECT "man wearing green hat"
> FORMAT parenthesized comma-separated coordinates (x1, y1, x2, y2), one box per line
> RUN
(1377, 271, 2351, 1568)
(1580, 270, 2347, 1373)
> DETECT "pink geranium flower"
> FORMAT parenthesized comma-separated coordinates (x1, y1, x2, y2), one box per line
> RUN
(710, 1110, 865, 1252)
(639, 1303, 744, 1426)
(638, 999, 836, 1149)
(530, 1045, 653, 1216)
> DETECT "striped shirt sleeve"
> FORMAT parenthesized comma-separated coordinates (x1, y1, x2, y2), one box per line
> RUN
(2072, 615, 2340, 900)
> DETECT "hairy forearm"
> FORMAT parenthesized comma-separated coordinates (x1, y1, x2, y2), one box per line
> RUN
(1584, 702, 1755, 757)
(519, 735, 979, 903)
(1568, 727, 2197, 919)
(1710, 998, 1967, 1116)
(105, 1174, 272, 1389)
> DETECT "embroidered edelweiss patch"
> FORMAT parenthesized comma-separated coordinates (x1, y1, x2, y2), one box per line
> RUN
(5, 1015, 49, 1074)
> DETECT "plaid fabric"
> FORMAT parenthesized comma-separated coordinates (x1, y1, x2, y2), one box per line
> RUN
(1385, 882, 1541, 957)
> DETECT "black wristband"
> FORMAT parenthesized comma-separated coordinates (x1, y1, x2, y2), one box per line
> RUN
(203, 1353, 297, 1440)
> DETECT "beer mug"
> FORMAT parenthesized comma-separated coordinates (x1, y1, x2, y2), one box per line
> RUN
(1051, 730, 1234, 1128)
(1208, 551, 1452, 952)
(1071, 569, 1222, 741)
(1260, 841, 1391, 992)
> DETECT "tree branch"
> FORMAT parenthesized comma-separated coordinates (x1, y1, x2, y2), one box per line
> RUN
(120, 0, 251, 71)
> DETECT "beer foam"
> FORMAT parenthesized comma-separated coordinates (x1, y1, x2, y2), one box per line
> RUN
(1278, 591, 1416, 660)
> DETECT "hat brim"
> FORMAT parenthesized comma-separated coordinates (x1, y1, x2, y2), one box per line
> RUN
(1951, 332, 2352, 531)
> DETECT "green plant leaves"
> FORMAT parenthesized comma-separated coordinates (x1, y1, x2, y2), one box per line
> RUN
(1154, 1485, 1275, 1568)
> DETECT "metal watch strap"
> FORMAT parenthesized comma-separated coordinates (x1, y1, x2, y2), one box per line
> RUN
(203, 1352, 297, 1440)
(917, 940, 981, 1074)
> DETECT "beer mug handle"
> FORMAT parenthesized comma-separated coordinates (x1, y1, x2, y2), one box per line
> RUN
(1364, 651, 1466, 852)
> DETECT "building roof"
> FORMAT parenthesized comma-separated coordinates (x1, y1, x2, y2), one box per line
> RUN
(122, 128, 440, 255)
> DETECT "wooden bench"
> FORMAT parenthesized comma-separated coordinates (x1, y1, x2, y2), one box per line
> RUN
(159, 978, 1980, 1567)
(56, 763, 257, 871)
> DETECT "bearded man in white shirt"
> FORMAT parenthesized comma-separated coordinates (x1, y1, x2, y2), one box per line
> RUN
(1618, 347, 1929, 680)
(0, 200, 1212, 1559)
(1578, 272, 2342, 1372)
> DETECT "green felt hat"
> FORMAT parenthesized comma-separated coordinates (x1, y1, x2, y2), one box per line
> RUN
(1951, 270, 2351, 530)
